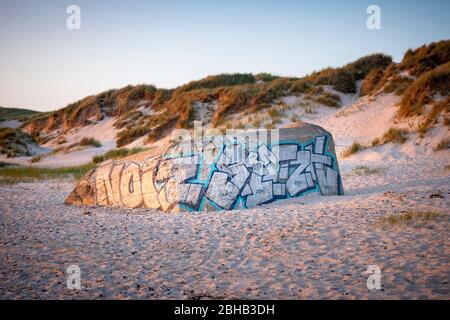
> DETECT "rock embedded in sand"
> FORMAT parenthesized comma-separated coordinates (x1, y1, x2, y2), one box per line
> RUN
(66, 123, 344, 212)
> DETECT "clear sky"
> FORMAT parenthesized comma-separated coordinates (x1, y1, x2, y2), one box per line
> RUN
(0, 0, 449, 111)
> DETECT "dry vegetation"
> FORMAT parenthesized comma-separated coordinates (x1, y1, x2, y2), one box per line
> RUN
(370, 128, 409, 147)
(360, 68, 386, 96)
(0, 163, 95, 185)
(0, 128, 38, 157)
(399, 62, 450, 117)
(0, 106, 40, 121)
(376, 210, 445, 229)
(19, 40, 449, 150)
(306, 54, 392, 93)
(91, 147, 148, 164)
(359, 40, 450, 120)
(23, 54, 393, 147)
(342, 142, 366, 158)
(351, 166, 383, 175)
(79, 137, 101, 148)
(434, 137, 450, 151)
(358, 39, 450, 133)
(418, 97, 450, 136)
(398, 40, 450, 77)
(380, 128, 409, 144)
(51, 137, 102, 156)
(382, 75, 413, 95)
(343, 127, 410, 157)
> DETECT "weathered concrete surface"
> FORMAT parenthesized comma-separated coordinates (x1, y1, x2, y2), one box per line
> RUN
(66, 123, 344, 212)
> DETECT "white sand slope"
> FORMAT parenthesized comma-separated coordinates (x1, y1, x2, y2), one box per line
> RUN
(38, 117, 119, 167)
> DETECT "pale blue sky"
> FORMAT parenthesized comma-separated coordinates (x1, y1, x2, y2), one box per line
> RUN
(0, 0, 449, 111)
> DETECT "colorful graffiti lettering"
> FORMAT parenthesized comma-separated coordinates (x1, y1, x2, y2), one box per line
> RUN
(94, 135, 342, 212)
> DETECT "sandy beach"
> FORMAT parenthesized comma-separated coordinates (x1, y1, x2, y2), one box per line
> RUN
(1, 155, 448, 299)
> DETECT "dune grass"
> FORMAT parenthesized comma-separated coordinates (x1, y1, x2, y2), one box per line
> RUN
(290, 114, 299, 122)
(307, 54, 392, 94)
(342, 142, 365, 158)
(29, 155, 43, 163)
(382, 75, 413, 95)
(360, 68, 385, 96)
(418, 97, 450, 136)
(0, 106, 40, 121)
(398, 62, 450, 118)
(351, 166, 383, 175)
(79, 137, 102, 148)
(381, 128, 408, 144)
(0, 163, 95, 185)
(25, 53, 393, 145)
(91, 147, 147, 164)
(399, 40, 450, 77)
(434, 137, 450, 151)
(0, 161, 16, 168)
(0, 127, 37, 157)
(343, 128, 410, 158)
(370, 137, 381, 147)
(376, 210, 445, 229)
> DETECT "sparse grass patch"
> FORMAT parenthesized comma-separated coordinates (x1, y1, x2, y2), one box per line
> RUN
(434, 137, 450, 151)
(300, 101, 317, 114)
(290, 114, 299, 122)
(0, 163, 95, 185)
(251, 116, 262, 128)
(304, 107, 316, 114)
(146, 117, 178, 143)
(79, 137, 101, 148)
(279, 102, 290, 112)
(91, 147, 147, 164)
(0, 161, 16, 168)
(342, 142, 365, 158)
(312, 92, 341, 108)
(444, 117, 450, 126)
(0, 106, 40, 121)
(116, 125, 152, 147)
(51, 145, 68, 155)
(371, 137, 381, 147)
(418, 97, 450, 136)
(369, 128, 409, 147)
(0, 127, 36, 157)
(381, 128, 408, 144)
(376, 210, 445, 229)
(29, 155, 43, 163)
(271, 118, 282, 126)
(304, 86, 341, 107)
(351, 166, 383, 175)
(234, 121, 246, 129)
(360, 68, 385, 96)
(255, 73, 280, 82)
(383, 75, 413, 95)
(264, 122, 275, 130)
(179, 73, 256, 92)
(268, 108, 284, 119)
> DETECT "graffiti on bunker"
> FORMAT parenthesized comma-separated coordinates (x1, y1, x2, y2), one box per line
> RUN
(94, 135, 342, 212)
